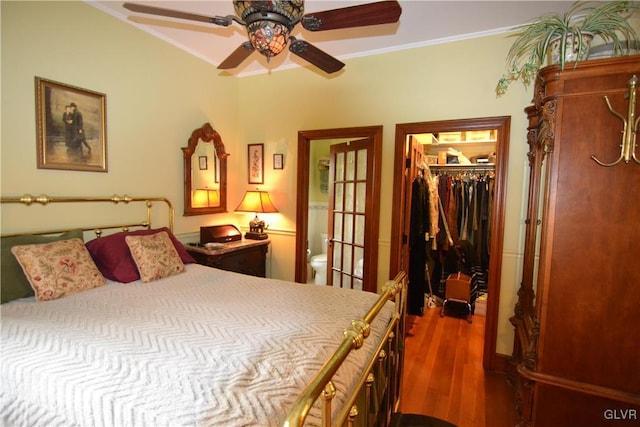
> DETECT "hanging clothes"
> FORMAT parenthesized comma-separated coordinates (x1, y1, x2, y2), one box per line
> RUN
(437, 174, 458, 249)
(426, 169, 440, 248)
(431, 170, 494, 295)
(408, 173, 430, 315)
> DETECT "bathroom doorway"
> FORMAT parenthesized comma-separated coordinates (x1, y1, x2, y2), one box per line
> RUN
(295, 126, 383, 293)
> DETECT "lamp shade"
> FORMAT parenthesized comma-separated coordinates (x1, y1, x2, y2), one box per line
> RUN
(247, 20, 290, 58)
(193, 189, 219, 208)
(234, 190, 278, 213)
(206, 189, 220, 206)
(233, 0, 304, 60)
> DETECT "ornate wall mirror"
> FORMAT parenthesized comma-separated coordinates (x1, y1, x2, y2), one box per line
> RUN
(182, 123, 229, 215)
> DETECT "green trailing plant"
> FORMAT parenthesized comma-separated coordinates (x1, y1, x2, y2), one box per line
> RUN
(496, 0, 639, 96)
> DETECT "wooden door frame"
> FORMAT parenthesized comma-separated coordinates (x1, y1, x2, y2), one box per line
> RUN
(295, 126, 383, 292)
(389, 117, 511, 371)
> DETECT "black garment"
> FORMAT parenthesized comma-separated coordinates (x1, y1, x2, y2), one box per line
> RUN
(408, 176, 430, 315)
(72, 109, 88, 146)
(62, 111, 75, 149)
(68, 106, 91, 156)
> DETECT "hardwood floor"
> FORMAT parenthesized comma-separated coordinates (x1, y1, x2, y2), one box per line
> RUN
(399, 307, 517, 427)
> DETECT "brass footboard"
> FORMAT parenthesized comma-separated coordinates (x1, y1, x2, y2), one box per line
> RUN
(283, 271, 407, 427)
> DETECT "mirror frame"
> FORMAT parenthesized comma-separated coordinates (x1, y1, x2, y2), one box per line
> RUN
(182, 123, 229, 216)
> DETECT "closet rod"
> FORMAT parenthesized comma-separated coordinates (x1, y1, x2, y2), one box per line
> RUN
(430, 164, 495, 174)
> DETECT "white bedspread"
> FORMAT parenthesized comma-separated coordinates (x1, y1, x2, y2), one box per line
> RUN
(1, 264, 393, 427)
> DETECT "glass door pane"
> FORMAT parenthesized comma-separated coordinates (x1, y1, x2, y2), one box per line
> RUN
(328, 139, 371, 290)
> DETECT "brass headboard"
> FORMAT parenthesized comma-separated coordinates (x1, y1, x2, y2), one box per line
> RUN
(0, 194, 174, 238)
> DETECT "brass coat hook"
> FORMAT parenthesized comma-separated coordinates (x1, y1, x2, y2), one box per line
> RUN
(591, 75, 640, 167)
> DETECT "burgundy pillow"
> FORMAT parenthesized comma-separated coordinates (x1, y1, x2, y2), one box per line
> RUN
(85, 227, 195, 283)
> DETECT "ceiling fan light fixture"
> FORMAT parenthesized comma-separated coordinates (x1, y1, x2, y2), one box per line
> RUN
(125, 0, 402, 73)
(234, 1, 304, 60)
(233, 1, 304, 23)
(247, 20, 290, 58)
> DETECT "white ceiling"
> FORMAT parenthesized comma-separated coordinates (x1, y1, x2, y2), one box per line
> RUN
(89, 0, 574, 77)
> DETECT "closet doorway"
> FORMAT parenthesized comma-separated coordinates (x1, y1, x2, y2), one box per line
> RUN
(389, 117, 510, 371)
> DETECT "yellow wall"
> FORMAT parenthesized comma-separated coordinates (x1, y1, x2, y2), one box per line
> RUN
(2, 1, 545, 355)
(1, 1, 243, 235)
(237, 36, 535, 354)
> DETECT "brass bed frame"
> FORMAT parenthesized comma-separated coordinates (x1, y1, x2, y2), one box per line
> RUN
(0, 193, 174, 237)
(1, 194, 407, 427)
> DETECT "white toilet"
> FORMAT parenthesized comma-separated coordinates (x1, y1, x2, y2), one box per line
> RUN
(310, 233, 328, 285)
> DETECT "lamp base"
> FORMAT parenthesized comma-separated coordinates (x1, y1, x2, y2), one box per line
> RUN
(245, 231, 269, 240)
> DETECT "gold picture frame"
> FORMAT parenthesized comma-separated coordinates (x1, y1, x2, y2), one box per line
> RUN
(35, 77, 107, 172)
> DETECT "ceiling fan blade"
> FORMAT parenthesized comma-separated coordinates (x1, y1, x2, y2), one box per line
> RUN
(301, 1, 401, 31)
(289, 38, 345, 74)
(218, 42, 255, 70)
(123, 2, 233, 26)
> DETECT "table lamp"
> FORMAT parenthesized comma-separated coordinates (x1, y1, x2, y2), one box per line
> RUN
(234, 190, 278, 240)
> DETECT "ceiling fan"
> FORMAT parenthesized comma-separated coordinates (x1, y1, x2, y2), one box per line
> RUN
(123, 0, 402, 74)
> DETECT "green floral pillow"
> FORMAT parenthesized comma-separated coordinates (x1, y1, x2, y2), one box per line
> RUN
(11, 238, 106, 302)
(125, 231, 185, 283)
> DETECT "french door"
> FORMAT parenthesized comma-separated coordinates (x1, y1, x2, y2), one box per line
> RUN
(295, 126, 382, 293)
(327, 138, 375, 291)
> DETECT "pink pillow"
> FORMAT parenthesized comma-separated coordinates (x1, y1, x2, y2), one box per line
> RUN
(85, 227, 195, 283)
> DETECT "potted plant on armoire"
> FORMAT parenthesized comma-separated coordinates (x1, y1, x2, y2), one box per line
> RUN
(496, 0, 639, 96)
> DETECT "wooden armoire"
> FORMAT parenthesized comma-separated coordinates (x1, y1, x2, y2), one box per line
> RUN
(510, 55, 640, 426)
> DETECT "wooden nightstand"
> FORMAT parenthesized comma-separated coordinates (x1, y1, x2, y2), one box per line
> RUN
(186, 239, 270, 277)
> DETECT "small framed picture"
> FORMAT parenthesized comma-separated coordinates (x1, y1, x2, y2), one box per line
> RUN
(35, 77, 107, 172)
(273, 153, 284, 170)
(199, 156, 208, 170)
(248, 143, 264, 184)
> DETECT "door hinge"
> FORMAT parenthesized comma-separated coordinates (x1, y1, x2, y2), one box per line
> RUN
(405, 158, 411, 169)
